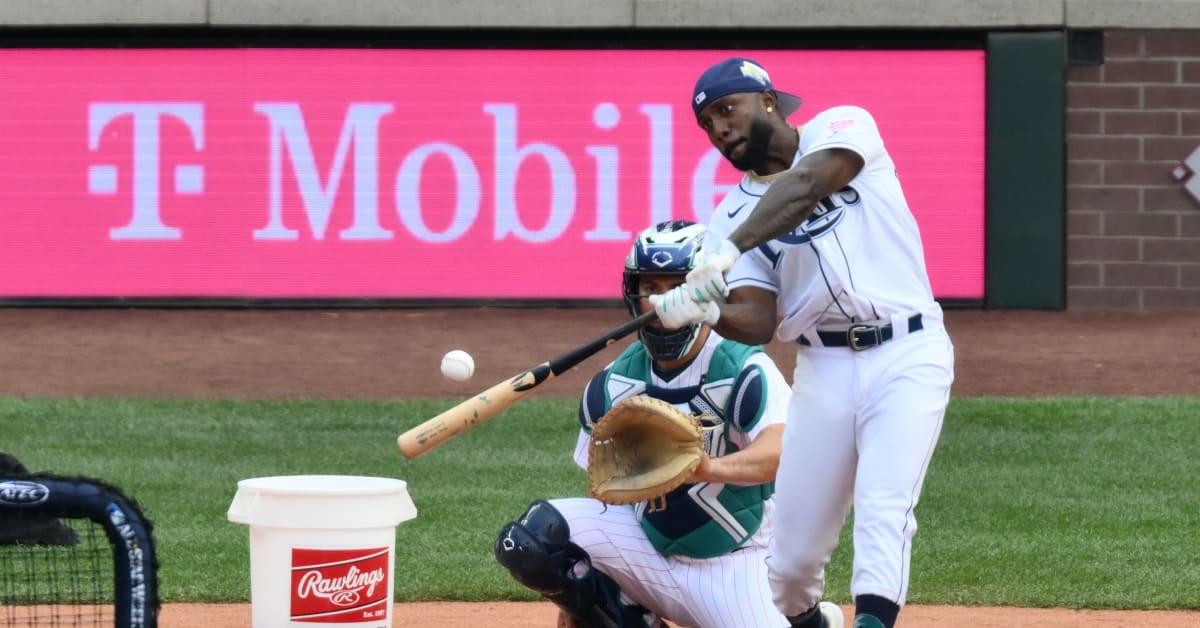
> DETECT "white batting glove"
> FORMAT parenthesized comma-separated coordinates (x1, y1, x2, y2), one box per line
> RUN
(648, 286, 720, 330)
(685, 238, 741, 302)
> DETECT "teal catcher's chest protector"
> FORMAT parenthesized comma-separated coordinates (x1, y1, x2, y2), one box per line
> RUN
(603, 340, 775, 558)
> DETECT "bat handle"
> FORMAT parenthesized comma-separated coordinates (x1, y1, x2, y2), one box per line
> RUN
(547, 309, 656, 376)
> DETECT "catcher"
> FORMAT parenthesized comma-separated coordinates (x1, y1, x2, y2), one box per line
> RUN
(495, 221, 843, 628)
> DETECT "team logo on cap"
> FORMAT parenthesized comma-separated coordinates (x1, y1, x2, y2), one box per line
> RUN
(739, 61, 770, 86)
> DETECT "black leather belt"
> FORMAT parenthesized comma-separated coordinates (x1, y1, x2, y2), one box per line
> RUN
(798, 314, 924, 351)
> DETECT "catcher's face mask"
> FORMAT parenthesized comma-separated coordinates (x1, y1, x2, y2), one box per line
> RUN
(622, 220, 708, 362)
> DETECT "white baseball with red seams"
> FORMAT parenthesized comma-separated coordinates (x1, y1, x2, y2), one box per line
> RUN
(440, 350, 475, 381)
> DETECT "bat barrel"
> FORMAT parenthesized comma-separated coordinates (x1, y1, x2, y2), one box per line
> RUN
(397, 374, 541, 459)
(397, 310, 656, 460)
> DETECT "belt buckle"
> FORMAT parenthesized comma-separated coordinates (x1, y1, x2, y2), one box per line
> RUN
(847, 324, 880, 351)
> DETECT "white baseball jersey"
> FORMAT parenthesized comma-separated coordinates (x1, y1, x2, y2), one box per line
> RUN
(701, 105, 956, 616)
(705, 105, 943, 339)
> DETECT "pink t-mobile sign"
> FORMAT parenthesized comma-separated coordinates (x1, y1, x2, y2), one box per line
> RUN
(0, 48, 984, 300)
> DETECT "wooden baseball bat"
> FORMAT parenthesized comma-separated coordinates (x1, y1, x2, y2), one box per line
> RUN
(397, 310, 656, 459)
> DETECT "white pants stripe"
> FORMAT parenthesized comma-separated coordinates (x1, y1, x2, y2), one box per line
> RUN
(551, 497, 789, 628)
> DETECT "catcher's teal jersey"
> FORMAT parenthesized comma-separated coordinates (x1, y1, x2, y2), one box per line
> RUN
(575, 331, 790, 558)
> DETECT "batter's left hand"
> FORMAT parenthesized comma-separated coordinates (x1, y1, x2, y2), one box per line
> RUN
(649, 286, 720, 330)
(686, 238, 741, 302)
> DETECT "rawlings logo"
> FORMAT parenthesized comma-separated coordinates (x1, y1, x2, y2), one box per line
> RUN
(0, 480, 50, 506)
(291, 547, 390, 623)
(296, 565, 386, 605)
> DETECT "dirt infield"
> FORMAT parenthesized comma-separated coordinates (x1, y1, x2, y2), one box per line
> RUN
(159, 601, 1196, 627)
(2, 306, 1197, 627)
(0, 307, 1195, 399)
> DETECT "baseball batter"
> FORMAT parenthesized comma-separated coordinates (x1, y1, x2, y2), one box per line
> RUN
(651, 58, 955, 628)
(495, 221, 842, 628)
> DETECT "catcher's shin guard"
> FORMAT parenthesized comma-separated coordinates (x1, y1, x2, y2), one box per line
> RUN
(494, 500, 660, 628)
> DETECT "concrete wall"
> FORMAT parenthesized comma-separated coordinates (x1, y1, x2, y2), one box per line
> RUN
(1, 0, 1198, 29)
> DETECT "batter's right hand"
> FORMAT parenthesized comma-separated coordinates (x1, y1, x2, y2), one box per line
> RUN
(649, 286, 720, 330)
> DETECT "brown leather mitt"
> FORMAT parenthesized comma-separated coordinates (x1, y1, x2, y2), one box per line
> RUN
(587, 396, 704, 512)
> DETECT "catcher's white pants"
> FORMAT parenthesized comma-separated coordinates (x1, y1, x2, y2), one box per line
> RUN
(550, 497, 789, 628)
(767, 321, 954, 615)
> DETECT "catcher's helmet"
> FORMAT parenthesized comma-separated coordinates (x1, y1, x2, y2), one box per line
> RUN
(622, 220, 709, 361)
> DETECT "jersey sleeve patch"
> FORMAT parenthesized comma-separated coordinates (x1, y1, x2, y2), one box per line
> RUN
(802, 105, 882, 165)
(827, 118, 856, 133)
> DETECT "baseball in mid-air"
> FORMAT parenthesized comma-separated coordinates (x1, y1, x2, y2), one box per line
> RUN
(440, 350, 475, 382)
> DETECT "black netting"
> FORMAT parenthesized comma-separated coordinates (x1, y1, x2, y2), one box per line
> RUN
(0, 473, 159, 628)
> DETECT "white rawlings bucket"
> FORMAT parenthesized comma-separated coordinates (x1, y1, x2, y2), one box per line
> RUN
(227, 475, 418, 628)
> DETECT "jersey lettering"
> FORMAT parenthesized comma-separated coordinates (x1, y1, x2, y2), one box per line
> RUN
(775, 185, 859, 245)
(710, 105, 938, 345)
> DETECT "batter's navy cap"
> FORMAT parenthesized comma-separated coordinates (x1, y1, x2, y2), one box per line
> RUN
(691, 57, 802, 118)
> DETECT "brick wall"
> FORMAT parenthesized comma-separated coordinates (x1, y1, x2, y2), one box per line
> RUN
(1066, 30, 1200, 310)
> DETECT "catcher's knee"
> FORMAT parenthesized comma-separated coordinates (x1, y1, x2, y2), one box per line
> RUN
(494, 499, 576, 595)
(495, 500, 659, 628)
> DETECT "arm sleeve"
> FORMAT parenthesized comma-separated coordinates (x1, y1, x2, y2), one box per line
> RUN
(726, 253, 779, 293)
(571, 429, 591, 470)
(574, 367, 615, 468)
(801, 105, 885, 166)
(577, 369, 612, 432)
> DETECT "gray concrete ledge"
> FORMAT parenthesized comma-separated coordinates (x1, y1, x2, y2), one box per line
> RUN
(208, 0, 633, 28)
(635, 0, 1064, 29)
(0, 0, 204, 25)
(1, 0, 1199, 30)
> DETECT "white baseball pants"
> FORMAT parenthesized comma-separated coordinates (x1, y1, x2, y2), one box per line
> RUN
(551, 497, 789, 628)
(767, 323, 954, 616)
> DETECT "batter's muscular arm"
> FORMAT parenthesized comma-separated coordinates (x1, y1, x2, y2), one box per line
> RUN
(713, 286, 778, 346)
(727, 148, 866, 252)
(689, 424, 784, 485)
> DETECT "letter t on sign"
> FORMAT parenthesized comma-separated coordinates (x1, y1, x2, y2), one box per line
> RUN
(88, 102, 206, 240)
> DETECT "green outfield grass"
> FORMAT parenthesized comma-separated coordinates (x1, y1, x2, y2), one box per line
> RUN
(3, 396, 1198, 610)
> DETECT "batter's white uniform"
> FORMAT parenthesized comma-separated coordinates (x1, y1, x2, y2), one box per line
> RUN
(558, 331, 791, 628)
(704, 106, 955, 615)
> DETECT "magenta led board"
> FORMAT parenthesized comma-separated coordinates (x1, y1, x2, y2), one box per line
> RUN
(0, 48, 984, 300)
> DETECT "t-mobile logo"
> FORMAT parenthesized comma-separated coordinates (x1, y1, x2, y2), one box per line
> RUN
(87, 103, 205, 240)
(1172, 144, 1200, 205)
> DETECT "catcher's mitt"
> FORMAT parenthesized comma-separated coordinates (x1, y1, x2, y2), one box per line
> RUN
(587, 396, 704, 512)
